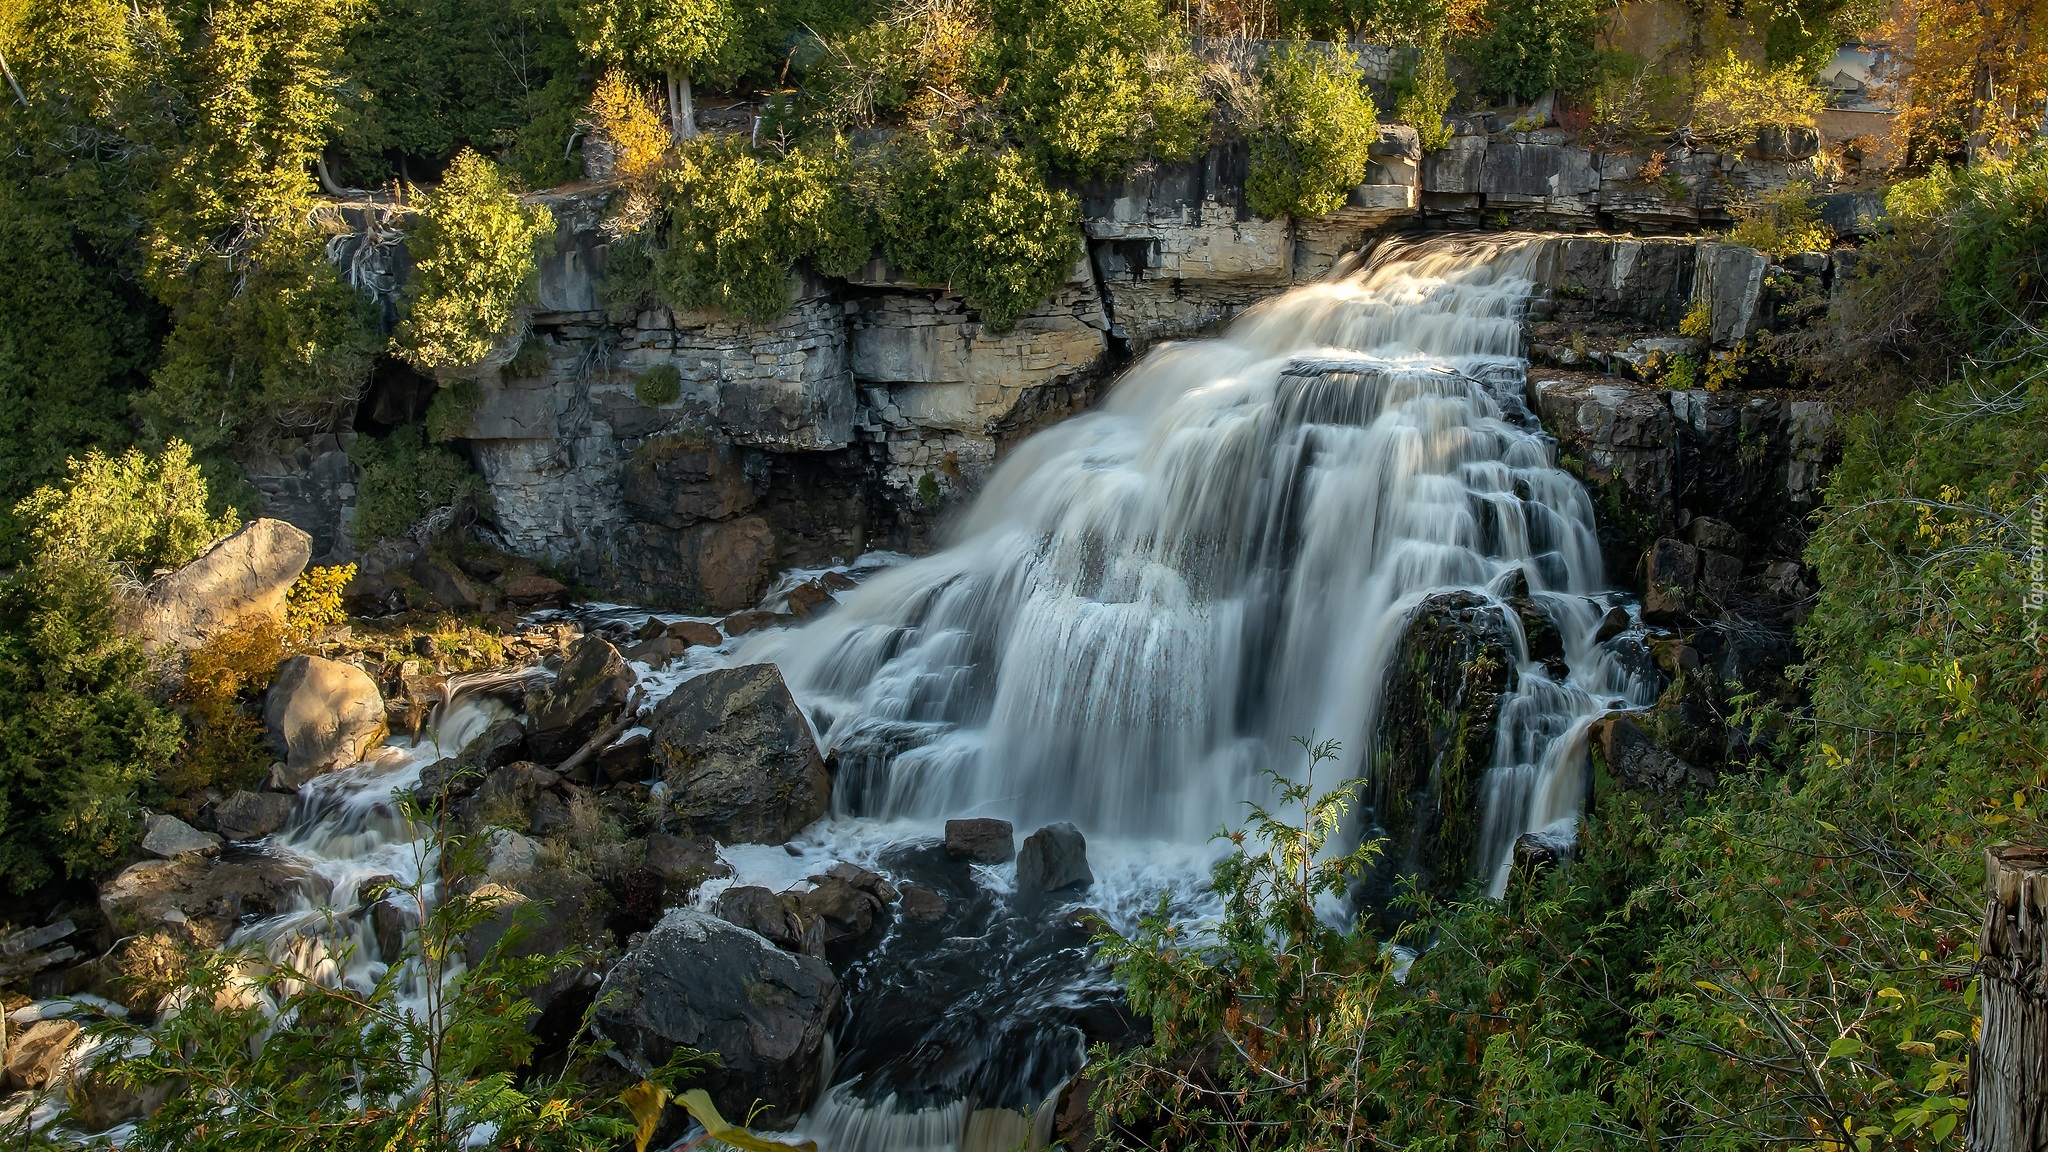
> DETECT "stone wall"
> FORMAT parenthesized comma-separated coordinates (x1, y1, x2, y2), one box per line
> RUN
(278, 126, 1854, 609)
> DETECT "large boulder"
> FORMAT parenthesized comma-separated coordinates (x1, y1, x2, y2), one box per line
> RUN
(4, 1018, 79, 1091)
(525, 636, 634, 763)
(1362, 590, 1518, 915)
(99, 856, 305, 948)
(212, 790, 296, 841)
(140, 813, 221, 859)
(592, 907, 840, 1129)
(1016, 823, 1093, 892)
(122, 518, 311, 654)
(460, 867, 613, 1032)
(647, 664, 830, 844)
(944, 818, 1015, 863)
(264, 655, 388, 787)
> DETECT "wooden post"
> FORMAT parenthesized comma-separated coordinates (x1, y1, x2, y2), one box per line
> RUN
(1967, 845, 2048, 1152)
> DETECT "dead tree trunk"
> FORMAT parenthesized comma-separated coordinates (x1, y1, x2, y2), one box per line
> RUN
(1967, 845, 2048, 1152)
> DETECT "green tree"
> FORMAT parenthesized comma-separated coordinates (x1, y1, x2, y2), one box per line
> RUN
(564, 0, 743, 141)
(0, 443, 230, 892)
(394, 149, 556, 372)
(1458, 0, 1603, 103)
(1243, 42, 1378, 221)
(973, 0, 1210, 177)
(348, 424, 487, 542)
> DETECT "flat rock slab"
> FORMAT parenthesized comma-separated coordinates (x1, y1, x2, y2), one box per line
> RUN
(140, 814, 221, 859)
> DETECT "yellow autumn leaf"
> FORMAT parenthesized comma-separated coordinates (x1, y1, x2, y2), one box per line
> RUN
(677, 1089, 820, 1152)
(622, 1080, 669, 1152)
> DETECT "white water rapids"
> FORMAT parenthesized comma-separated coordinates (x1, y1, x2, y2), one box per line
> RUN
(22, 232, 1662, 1151)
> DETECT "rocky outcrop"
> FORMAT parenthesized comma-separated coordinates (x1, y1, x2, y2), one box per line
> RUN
(99, 856, 306, 947)
(1016, 823, 1093, 892)
(1362, 590, 1518, 914)
(525, 635, 635, 763)
(592, 907, 840, 1129)
(646, 664, 830, 844)
(265, 655, 388, 786)
(123, 518, 311, 655)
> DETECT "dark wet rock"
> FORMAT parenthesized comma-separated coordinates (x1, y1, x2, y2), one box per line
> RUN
(945, 818, 1016, 864)
(899, 884, 947, 920)
(666, 620, 724, 647)
(696, 517, 780, 612)
(796, 875, 884, 943)
(593, 907, 839, 1129)
(647, 664, 830, 845)
(525, 636, 634, 763)
(372, 898, 417, 965)
(1594, 605, 1631, 644)
(721, 609, 792, 636)
(1016, 823, 1093, 892)
(645, 831, 730, 899)
(212, 790, 297, 842)
(1591, 713, 1718, 794)
(413, 552, 486, 613)
(713, 885, 806, 951)
(593, 727, 651, 784)
(502, 573, 570, 606)
(265, 655, 388, 787)
(462, 868, 613, 1029)
(785, 579, 835, 619)
(1511, 832, 1569, 875)
(1641, 537, 1701, 626)
(99, 856, 305, 948)
(1363, 590, 1517, 914)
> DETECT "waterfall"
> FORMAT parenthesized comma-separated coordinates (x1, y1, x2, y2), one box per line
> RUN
(743, 233, 1652, 896)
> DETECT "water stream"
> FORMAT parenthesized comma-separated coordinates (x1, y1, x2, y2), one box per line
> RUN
(34, 233, 1661, 1150)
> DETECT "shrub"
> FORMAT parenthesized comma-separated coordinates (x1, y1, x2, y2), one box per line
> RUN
(1586, 52, 1684, 148)
(1458, 0, 1603, 104)
(1726, 181, 1836, 257)
(808, 0, 986, 129)
(880, 135, 1080, 331)
(585, 67, 672, 234)
(636, 363, 685, 405)
(286, 563, 357, 647)
(974, 0, 1211, 177)
(0, 444, 229, 890)
(394, 150, 557, 372)
(170, 622, 283, 796)
(1689, 50, 1825, 150)
(1393, 38, 1456, 153)
(424, 378, 482, 443)
(348, 425, 487, 543)
(1244, 42, 1378, 221)
(654, 138, 877, 323)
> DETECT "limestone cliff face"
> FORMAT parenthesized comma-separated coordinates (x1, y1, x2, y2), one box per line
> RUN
(271, 125, 1855, 610)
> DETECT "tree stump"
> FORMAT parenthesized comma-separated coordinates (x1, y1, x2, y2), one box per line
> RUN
(1967, 845, 2048, 1152)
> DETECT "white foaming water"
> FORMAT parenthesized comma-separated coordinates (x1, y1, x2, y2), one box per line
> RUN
(742, 233, 1654, 900)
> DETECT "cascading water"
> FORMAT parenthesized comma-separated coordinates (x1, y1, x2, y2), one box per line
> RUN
(744, 233, 1652, 891)
(724, 232, 1661, 1147)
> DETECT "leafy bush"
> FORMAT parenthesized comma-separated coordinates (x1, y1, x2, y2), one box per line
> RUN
(1727, 181, 1836, 257)
(424, 378, 482, 442)
(395, 150, 557, 372)
(974, 0, 1211, 177)
(880, 135, 1080, 331)
(654, 137, 877, 323)
(1689, 50, 1825, 149)
(170, 623, 283, 796)
(585, 67, 673, 234)
(1392, 38, 1456, 152)
(1586, 53, 1684, 148)
(807, 0, 986, 129)
(348, 425, 487, 543)
(1243, 43, 1378, 221)
(0, 444, 230, 891)
(636, 363, 685, 405)
(1458, 0, 1603, 103)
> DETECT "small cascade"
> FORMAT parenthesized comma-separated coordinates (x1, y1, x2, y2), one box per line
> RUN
(227, 683, 513, 999)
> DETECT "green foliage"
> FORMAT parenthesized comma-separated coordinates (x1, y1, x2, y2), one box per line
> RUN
(0, 191, 157, 558)
(636, 363, 685, 406)
(974, 0, 1211, 177)
(348, 425, 487, 542)
(654, 137, 877, 323)
(880, 135, 1080, 332)
(1727, 181, 1837, 257)
(1243, 43, 1378, 221)
(424, 378, 482, 442)
(1278, 0, 1446, 41)
(1458, 0, 1604, 103)
(1690, 49, 1826, 149)
(336, 0, 588, 187)
(144, 224, 384, 454)
(1392, 38, 1456, 152)
(395, 150, 556, 372)
(0, 444, 227, 891)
